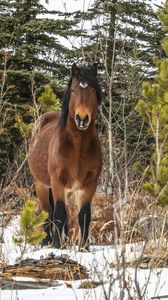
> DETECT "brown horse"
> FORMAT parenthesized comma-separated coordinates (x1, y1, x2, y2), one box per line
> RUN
(28, 63, 102, 250)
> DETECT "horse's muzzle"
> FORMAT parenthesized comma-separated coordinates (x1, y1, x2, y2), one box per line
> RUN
(75, 114, 90, 130)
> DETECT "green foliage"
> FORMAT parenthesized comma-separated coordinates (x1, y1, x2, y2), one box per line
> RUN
(14, 83, 61, 140)
(14, 199, 48, 246)
(75, 0, 164, 176)
(143, 182, 155, 195)
(15, 114, 33, 138)
(135, 2, 168, 206)
(38, 84, 61, 112)
(0, 107, 23, 178)
(133, 162, 145, 174)
(0, 0, 80, 183)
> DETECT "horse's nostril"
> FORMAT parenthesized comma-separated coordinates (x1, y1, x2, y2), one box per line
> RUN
(75, 114, 80, 122)
(83, 115, 89, 127)
(75, 114, 89, 129)
(83, 115, 89, 126)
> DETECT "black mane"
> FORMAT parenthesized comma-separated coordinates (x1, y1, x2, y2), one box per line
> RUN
(59, 65, 102, 129)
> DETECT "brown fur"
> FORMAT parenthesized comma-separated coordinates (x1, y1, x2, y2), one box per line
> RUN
(28, 64, 102, 249)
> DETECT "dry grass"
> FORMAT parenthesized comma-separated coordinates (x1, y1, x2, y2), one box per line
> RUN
(90, 193, 116, 244)
(1, 190, 168, 271)
(2, 255, 88, 281)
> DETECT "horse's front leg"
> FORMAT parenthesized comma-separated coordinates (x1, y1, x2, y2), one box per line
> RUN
(78, 183, 97, 251)
(78, 201, 91, 250)
(52, 199, 67, 248)
(51, 181, 67, 248)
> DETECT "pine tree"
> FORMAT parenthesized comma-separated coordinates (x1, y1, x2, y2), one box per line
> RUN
(74, 0, 164, 189)
(14, 199, 48, 258)
(76, 0, 164, 77)
(0, 0, 80, 102)
(136, 1, 168, 206)
(0, 0, 81, 180)
(38, 84, 61, 112)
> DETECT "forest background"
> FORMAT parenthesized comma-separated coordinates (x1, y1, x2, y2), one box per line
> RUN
(1, 0, 168, 209)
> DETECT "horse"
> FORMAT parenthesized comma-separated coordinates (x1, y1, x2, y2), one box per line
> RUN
(28, 63, 102, 250)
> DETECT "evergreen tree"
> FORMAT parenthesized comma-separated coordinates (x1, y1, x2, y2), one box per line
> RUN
(0, 0, 81, 180)
(136, 0, 168, 206)
(74, 0, 164, 189)
(0, 0, 80, 102)
(76, 0, 164, 77)
(38, 84, 61, 112)
(14, 199, 48, 258)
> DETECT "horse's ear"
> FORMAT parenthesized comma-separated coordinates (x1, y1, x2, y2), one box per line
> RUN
(71, 63, 79, 77)
(92, 63, 97, 77)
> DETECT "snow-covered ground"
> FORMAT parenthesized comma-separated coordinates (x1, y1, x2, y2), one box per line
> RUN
(1, 217, 168, 300)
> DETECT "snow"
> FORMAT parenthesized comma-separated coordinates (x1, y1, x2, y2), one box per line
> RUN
(1, 217, 168, 300)
(1, 285, 91, 300)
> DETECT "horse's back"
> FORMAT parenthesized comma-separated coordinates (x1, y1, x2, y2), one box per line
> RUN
(39, 111, 60, 128)
(28, 111, 60, 186)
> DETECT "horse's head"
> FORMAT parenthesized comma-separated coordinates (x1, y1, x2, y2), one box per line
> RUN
(68, 63, 101, 131)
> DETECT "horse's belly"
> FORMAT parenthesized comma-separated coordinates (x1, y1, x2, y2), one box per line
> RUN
(29, 151, 50, 186)
(28, 138, 51, 186)
(29, 117, 60, 187)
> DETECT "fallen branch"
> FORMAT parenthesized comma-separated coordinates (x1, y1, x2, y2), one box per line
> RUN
(0, 276, 61, 290)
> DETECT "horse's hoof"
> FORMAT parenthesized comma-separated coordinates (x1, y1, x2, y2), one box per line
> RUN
(41, 244, 52, 249)
(51, 240, 62, 248)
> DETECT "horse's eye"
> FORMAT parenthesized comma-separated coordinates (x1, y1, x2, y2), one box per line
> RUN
(70, 88, 75, 93)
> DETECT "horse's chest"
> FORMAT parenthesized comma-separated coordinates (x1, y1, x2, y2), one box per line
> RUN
(59, 162, 96, 189)
(58, 149, 98, 190)
(69, 153, 91, 173)
(57, 135, 101, 188)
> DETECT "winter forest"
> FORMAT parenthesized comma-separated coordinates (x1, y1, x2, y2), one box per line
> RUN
(1, 0, 168, 299)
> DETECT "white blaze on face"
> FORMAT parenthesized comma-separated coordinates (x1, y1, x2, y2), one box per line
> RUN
(79, 82, 88, 89)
